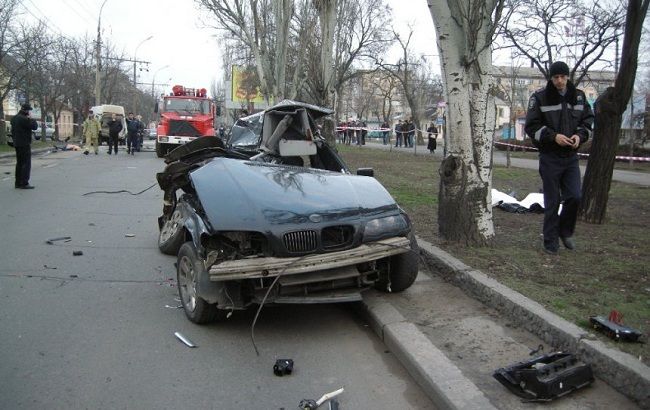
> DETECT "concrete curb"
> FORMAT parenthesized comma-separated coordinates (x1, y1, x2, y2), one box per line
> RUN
(416, 237, 650, 409)
(359, 292, 497, 410)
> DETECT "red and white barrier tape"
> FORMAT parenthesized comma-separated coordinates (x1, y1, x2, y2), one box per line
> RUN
(494, 141, 650, 162)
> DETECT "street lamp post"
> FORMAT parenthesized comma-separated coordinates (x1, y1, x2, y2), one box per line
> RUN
(133, 35, 153, 113)
(151, 65, 170, 99)
(94, 0, 108, 106)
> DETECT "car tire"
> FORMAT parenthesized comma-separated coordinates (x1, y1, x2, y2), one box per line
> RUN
(158, 208, 185, 255)
(377, 234, 419, 293)
(177, 242, 225, 324)
(155, 141, 165, 158)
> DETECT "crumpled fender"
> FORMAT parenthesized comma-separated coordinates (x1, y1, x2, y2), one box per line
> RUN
(163, 200, 226, 305)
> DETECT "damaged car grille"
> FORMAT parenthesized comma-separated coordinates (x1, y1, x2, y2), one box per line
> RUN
(283, 230, 318, 253)
(283, 225, 354, 254)
(322, 225, 354, 250)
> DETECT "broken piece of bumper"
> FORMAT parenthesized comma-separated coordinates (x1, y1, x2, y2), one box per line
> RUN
(208, 236, 410, 281)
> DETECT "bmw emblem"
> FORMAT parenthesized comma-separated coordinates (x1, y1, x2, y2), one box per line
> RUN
(309, 214, 322, 223)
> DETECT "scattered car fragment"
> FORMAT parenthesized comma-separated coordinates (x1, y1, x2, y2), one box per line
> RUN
(589, 315, 643, 342)
(156, 100, 418, 324)
(493, 352, 594, 402)
(174, 331, 196, 348)
(299, 387, 344, 410)
(46, 236, 71, 245)
(273, 359, 294, 376)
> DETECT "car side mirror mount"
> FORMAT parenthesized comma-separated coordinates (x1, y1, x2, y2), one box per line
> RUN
(356, 168, 374, 177)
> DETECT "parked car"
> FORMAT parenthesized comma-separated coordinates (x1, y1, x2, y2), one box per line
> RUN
(33, 122, 55, 140)
(156, 100, 418, 324)
(145, 128, 157, 140)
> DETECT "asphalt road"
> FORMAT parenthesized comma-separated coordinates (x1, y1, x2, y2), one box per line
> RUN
(0, 148, 435, 409)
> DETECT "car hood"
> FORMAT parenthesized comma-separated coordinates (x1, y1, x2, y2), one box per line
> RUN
(190, 158, 398, 231)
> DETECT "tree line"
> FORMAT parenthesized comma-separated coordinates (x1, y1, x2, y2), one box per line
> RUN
(0, 0, 156, 143)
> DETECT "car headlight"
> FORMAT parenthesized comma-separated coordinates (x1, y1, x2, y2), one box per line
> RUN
(364, 214, 408, 241)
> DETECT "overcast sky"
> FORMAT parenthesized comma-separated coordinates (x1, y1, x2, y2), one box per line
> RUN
(24, 0, 440, 95)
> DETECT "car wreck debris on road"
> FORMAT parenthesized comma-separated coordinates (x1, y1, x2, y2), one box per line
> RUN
(174, 331, 196, 348)
(156, 100, 419, 326)
(493, 351, 594, 402)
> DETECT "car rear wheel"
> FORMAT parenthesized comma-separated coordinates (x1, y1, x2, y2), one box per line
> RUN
(177, 242, 224, 324)
(158, 208, 185, 255)
(377, 234, 419, 293)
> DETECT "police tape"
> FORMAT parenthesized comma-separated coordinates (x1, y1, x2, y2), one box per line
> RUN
(494, 141, 650, 162)
(335, 126, 435, 134)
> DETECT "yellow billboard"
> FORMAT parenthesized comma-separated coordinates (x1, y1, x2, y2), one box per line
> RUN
(231, 65, 264, 103)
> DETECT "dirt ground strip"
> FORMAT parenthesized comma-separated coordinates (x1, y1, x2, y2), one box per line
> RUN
(339, 145, 649, 366)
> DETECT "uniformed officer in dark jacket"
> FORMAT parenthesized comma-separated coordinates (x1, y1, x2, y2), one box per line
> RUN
(10, 103, 38, 189)
(525, 61, 594, 255)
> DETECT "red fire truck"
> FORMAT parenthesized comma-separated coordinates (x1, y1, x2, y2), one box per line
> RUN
(155, 85, 216, 157)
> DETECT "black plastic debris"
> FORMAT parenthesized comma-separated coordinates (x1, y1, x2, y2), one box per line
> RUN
(493, 352, 594, 402)
(72, 250, 83, 256)
(273, 359, 294, 376)
(589, 316, 643, 342)
(46, 236, 71, 245)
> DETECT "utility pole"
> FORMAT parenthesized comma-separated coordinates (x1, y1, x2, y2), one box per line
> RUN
(95, 0, 108, 106)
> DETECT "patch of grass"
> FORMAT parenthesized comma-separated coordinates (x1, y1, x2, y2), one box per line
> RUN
(340, 146, 650, 364)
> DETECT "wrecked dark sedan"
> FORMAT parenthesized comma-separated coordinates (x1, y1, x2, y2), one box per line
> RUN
(156, 100, 418, 324)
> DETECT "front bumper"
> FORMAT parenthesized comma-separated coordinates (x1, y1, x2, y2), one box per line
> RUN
(208, 236, 410, 282)
(158, 135, 198, 145)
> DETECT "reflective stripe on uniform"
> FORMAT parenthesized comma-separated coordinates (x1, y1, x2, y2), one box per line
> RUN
(540, 104, 562, 112)
(534, 125, 547, 141)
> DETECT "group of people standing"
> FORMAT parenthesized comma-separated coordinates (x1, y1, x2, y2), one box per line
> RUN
(81, 111, 145, 156)
(337, 119, 368, 145)
(394, 119, 416, 148)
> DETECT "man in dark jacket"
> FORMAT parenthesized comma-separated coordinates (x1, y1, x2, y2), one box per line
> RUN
(10, 103, 38, 189)
(525, 61, 594, 255)
(126, 112, 139, 155)
(107, 113, 123, 155)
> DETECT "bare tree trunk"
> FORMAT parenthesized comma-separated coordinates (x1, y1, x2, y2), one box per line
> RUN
(581, 88, 619, 223)
(273, 0, 293, 102)
(315, 0, 337, 106)
(429, 0, 499, 245)
(580, 0, 649, 223)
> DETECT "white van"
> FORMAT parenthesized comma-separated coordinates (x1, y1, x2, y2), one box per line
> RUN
(90, 105, 127, 145)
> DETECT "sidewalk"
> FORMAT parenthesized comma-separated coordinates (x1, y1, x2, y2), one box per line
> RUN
(358, 237, 649, 409)
(363, 141, 650, 187)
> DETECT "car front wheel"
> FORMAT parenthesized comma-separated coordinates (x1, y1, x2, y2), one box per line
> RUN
(177, 242, 225, 324)
(377, 234, 419, 293)
(158, 208, 185, 255)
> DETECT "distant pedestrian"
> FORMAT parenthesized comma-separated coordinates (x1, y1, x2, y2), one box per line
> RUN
(406, 119, 416, 148)
(524, 61, 594, 255)
(218, 124, 226, 139)
(360, 120, 367, 145)
(394, 120, 403, 147)
(381, 120, 390, 145)
(10, 103, 38, 189)
(126, 112, 139, 155)
(82, 110, 101, 155)
(107, 114, 123, 155)
(135, 115, 145, 151)
(427, 123, 437, 153)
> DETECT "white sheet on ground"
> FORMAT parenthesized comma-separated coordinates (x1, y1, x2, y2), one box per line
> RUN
(491, 189, 562, 213)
